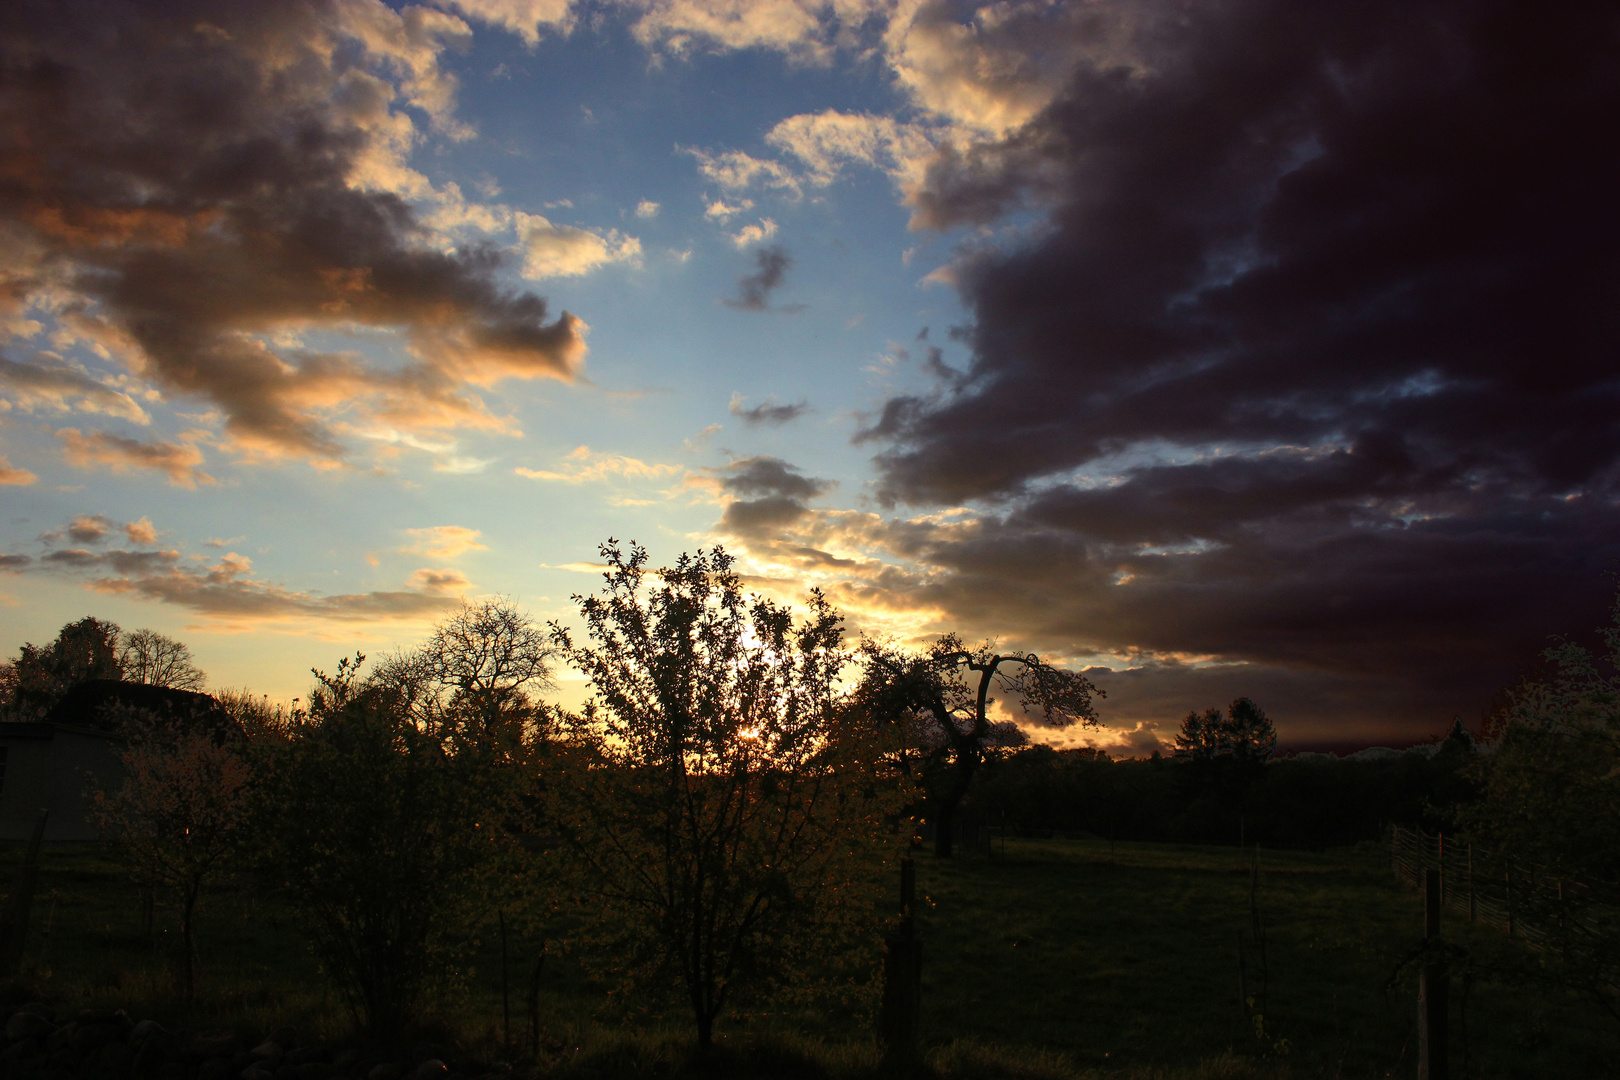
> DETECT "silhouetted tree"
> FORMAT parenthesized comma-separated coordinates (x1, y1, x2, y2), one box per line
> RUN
(4, 616, 123, 719)
(117, 628, 206, 690)
(857, 635, 1101, 856)
(372, 598, 553, 747)
(1464, 591, 1620, 1023)
(549, 541, 905, 1051)
(91, 718, 250, 998)
(1173, 707, 1224, 761)
(255, 655, 497, 1040)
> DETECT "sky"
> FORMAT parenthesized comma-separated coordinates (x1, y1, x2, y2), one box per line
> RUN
(1, 0, 1617, 755)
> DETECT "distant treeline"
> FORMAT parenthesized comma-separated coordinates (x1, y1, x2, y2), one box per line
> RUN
(958, 726, 1479, 851)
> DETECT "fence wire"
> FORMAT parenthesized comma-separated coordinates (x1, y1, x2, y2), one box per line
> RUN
(1389, 824, 1620, 949)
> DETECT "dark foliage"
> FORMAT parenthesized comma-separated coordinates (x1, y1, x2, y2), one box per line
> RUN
(964, 725, 1478, 850)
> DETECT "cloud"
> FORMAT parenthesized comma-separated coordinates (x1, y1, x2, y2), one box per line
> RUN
(66, 514, 113, 543)
(729, 393, 809, 425)
(0, 554, 30, 571)
(840, 0, 1620, 740)
(621, 0, 885, 61)
(705, 198, 754, 220)
(0, 455, 36, 486)
(88, 550, 453, 624)
(515, 445, 683, 483)
(881, 0, 1150, 140)
(515, 213, 643, 278)
(433, 0, 574, 44)
(635, 200, 661, 219)
(403, 525, 488, 559)
(409, 566, 472, 594)
(58, 429, 215, 488)
(688, 149, 800, 194)
(125, 517, 157, 545)
(0, 356, 151, 423)
(723, 246, 792, 310)
(765, 110, 937, 190)
(729, 218, 779, 249)
(0, 0, 587, 465)
(706, 455, 834, 539)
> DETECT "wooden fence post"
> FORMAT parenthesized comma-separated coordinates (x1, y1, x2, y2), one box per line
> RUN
(1466, 844, 1475, 924)
(1419, 868, 1449, 1080)
(1437, 832, 1445, 906)
(880, 857, 922, 1072)
(498, 909, 511, 1055)
(1504, 870, 1514, 938)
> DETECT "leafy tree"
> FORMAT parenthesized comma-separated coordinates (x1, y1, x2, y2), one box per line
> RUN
(1464, 593, 1620, 1022)
(5, 616, 123, 718)
(372, 598, 553, 747)
(91, 718, 251, 998)
(1173, 697, 1277, 843)
(549, 541, 904, 1050)
(1173, 698, 1276, 765)
(856, 634, 1101, 856)
(118, 628, 206, 690)
(255, 655, 497, 1041)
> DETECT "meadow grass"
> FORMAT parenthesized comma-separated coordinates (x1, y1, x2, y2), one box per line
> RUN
(2, 836, 1614, 1078)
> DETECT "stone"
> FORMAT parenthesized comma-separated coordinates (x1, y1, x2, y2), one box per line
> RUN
(72, 1020, 122, 1051)
(189, 1032, 244, 1061)
(47, 1022, 77, 1051)
(242, 1066, 276, 1080)
(200, 1055, 237, 1080)
(296, 1062, 335, 1080)
(367, 1062, 403, 1080)
(6, 1011, 54, 1041)
(100, 1040, 134, 1074)
(1, 1036, 42, 1062)
(287, 1046, 332, 1065)
(266, 1027, 298, 1049)
(250, 1041, 286, 1069)
(129, 1019, 168, 1044)
(410, 1059, 447, 1080)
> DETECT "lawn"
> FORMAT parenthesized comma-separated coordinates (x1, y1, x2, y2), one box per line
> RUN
(2, 836, 1613, 1078)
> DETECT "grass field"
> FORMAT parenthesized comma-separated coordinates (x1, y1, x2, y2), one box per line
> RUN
(2, 836, 1614, 1078)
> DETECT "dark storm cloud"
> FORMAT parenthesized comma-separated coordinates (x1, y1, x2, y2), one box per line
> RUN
(0, 0, 584, 461)
(723, 246, 792, 311)
(714, 455, 833, 538)
(864, 0, 1620, 738)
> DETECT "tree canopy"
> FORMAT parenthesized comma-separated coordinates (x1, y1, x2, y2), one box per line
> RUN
(549, 541, 906, 1049)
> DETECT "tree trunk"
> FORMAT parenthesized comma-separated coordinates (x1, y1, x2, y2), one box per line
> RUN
(526, 942, 546, 1062)
(933, 799, 956, 858)
(181, 884, 198, 999)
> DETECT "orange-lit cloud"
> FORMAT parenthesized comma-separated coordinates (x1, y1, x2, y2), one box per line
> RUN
(515, 445, 683, 484)
(58, 429, 215, 488)
(1, 0, 587, 466)
(0, 456, 37, 486)
(403, 526, 488, 559)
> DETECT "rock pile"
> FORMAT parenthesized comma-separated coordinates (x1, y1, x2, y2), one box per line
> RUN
(0, 1008, 511, 1080)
